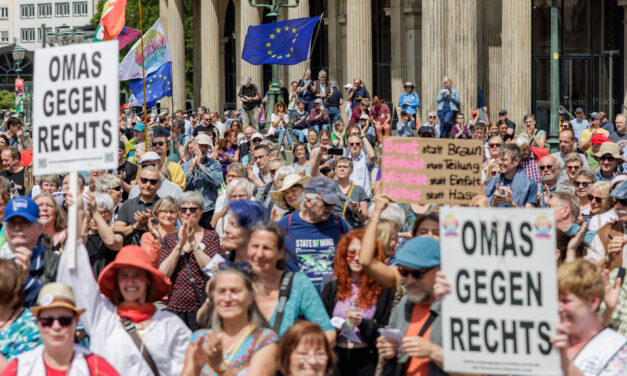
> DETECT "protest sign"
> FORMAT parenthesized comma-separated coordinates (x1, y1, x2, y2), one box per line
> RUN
(33, 41, 118, 175)
(380, 137, 483, 205)
(440, 207, 560, 375)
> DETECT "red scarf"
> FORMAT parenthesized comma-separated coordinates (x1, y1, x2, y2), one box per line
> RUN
(117, 302, 156, 323)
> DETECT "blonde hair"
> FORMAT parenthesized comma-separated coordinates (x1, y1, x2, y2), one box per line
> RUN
(558, 259, 604, 303)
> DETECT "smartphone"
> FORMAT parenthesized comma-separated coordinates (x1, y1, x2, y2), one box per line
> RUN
(319, 166, 332, 175)
(328, 148, 343, 156)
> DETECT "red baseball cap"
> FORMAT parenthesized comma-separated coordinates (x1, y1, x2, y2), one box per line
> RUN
(590, 133, 611, 145)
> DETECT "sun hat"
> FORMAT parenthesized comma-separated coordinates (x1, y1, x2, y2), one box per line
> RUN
(404, 81, 414, 88)
(395, 236, 440, 270)
(31, 282, 86, 316)
(304, 175, 340, 206)
(593, 142, 624, 163)
(251, 132, 263, 141)
(4, 197, 39, 223)
(97, 245, 172, 302)
(139, 151, 161, 164)
(195, 133, 213, 146)
(270, 174, 312, 210)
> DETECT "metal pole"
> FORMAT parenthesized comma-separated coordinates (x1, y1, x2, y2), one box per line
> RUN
(138, 0, 148, 149)
(548, 0, 560, 153)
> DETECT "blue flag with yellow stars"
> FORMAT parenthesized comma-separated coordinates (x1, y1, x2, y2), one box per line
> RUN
(128, 62, 172, 108)
(242, 15, 322, 65)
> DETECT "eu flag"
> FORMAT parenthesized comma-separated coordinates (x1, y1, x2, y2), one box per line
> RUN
(242, 15, 322, 65)
(128, 62, 172, 108)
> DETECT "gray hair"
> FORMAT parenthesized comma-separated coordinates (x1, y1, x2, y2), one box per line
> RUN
(275, 166, 297, 185)
(0, 176, 10, 192)
(574, 168, 596, 183)
(226, 178, 254, 200)
(551, 191, 580, 222)
(226, 162, 247, 178)
(378, 203, 405, 228)
(95, 173, 122, 192)
(299, 192, 320, 211)
(499, 143, 522, 163)
(140, 165, 161, 177)
(514, 134, 530, 147)
(93, 192, 114, 212)
(177, 191, 205, 209)
(241, 75, 252, 85)
(38, 174, 60, 186)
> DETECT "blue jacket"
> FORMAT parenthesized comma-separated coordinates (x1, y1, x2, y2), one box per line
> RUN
(436, 88, 460, 111)
(485, 168, 538, 207)
(181, 157, 224, 212)
(399, 92, 420, 115)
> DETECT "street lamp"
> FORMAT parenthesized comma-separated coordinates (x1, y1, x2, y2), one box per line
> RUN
(12, 45, 25, 79)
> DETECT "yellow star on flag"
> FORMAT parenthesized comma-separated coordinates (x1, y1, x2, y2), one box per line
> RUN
(147, 84, 150, 88)
(270, 34, 275, 39)
(278, 56, 282, 59)
(284, 26, 289, 31)
(276, 28, 281, 33)
(272, 54, 276, 58)
(292, 38, 296, 43)
(158, 74, 162, 78)
(286, 54, 290, 58)
(267, 50, 272, 54)
(290, 47, 294, 52)
(266, 42, 271, 47)
(292, 28, 296, 33)
(149, 78, 153, 82)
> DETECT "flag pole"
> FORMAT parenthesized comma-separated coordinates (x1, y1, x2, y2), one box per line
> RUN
(138, 0, 148, 149)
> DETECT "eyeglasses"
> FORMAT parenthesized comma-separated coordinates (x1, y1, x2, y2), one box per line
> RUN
(179, 206, 199, 214)
(218, 261, 253, 272)
(588, 195, 605, 203)
(488, 143, 502, 148)
(152, 141, 165, 146)
(39, 315, 74, 328)
(566, 165, 581, 170)
(140, 177, 159, 185)
(349, 142, 361, 147)
(109, 186, 123, 191)
(347, 249, 358, 258)
(574, 181, 591, 187)
(398, 266, 434, 279)
(538, 165, 554, 171)
(600, 156, 616, 162)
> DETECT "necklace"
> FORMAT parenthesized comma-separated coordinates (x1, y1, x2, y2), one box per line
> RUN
(0, 307, 18, 329)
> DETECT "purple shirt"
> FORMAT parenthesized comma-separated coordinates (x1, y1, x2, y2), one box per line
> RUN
(332, 280, 376, 343)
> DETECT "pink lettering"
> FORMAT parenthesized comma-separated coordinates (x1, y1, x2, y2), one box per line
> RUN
(382, 171, 428, 185)
(383, 139, 421, 154)
(382, 185, 422, 201)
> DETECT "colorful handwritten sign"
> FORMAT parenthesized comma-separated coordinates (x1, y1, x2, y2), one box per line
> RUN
(380, 137, 483, 205)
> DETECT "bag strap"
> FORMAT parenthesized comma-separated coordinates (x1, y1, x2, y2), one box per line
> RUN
(121, 318, 160, 376)
(272, 271, 295, 333)
(418, 310, 438, 337)
(394, 309, 439, 376)
(333, 214, 344, 235)
(286, 213, 293, 235)
(341, 184, 355, 219)
(182, 252, 204, 304)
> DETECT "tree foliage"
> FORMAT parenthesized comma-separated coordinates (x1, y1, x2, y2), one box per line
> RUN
(0, 91, 15, 110)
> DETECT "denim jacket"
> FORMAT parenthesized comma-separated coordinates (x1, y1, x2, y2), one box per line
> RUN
(181, 157, 224, 212)
(399, 92, 420, 115)
(436, 88, 460, 111)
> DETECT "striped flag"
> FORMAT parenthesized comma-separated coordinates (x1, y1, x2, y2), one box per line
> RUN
(94, 0, 128, 42)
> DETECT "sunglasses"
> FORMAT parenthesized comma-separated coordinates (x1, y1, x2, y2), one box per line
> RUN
(152, 141, 165, 146)
(140, 177, 159, 185)
(429, 116, 436, 119)
(614, 198, 627, 206)
(349, 142, 361, 147)
(398, 266, 434, 279)
(538, 165, 554, 171)
(488, 143, 502, 148)
(574, 181, 591, 187)
(109, 186, 123, 191)
(600, 156, 616, 162)
(39, 315, 74, 328)
(588, 195, 604, 203)
(179, 206, 199, 214)
(566, 165, 581, 170)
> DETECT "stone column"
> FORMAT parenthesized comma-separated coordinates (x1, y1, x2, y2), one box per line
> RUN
(403, 3, 421, 112)
(160, 0, 186, 112)
(484, 0, 503, 122)
(193, 0, 201, 107)
(502, 0, 531, 133)
(420, 0, 446, 121)
(389, 0, 405, 107)
(287, 0, 309, 83)
(346, 0, 372, 94)
(327, 0, 344, 88)
(239, 4, 262, 91)
(200, 0, 220, 113)
(445, 0, 478, 119)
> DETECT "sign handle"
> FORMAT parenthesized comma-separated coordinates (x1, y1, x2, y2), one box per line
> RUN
(65, 171, 78, 269)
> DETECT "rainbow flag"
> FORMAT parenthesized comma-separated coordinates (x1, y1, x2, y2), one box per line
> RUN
(94, 0, 128, 42)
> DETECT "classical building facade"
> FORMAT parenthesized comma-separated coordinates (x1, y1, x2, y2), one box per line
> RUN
(163, 0, 624, 133)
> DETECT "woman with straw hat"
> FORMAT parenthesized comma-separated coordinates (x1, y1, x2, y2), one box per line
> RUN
(57, 244, 191, 376)
(270, 174, 311, 217)
(593, 142, 624, 181)
(1, 282, 119, 375)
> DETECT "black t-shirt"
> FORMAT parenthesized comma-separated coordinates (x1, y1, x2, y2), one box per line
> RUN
(609, 131, 627, 143)
(238, 84, 261, 110)
(1, 168, 25, 196)
(117, 160, 138, 201)
(86, 233, 121, 278)
(117, 195, 160, 245)
(193, 125, 219, 143)
(327, 87, 343, 107)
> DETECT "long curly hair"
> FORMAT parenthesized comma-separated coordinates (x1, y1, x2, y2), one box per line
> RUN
(333, 229, 384, 309)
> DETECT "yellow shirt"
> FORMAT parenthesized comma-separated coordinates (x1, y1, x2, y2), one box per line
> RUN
(580, 127, 609, 153)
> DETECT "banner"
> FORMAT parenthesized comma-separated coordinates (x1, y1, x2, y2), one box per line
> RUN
(119, 18, 171, 81)
(380, 137, 483, 205)
(32, 41, 119, 175)
(94, 0, 128, 42)
(440, 207, 560, 375)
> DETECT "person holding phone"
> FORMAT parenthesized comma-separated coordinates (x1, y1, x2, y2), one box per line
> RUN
(331, 157, 369, 229)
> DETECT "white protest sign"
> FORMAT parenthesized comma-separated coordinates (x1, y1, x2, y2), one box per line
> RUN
(33, 41, 118, 175)
(440, 207, 560, 376)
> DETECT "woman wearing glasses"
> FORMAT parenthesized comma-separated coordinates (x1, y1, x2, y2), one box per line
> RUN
(278, 321, 335, 376)
(573, 169, 596, 223)
(141, 196, 179, 268)
(160, 191, 220, 331)
(451, 113, 469, 139)
(587, 181, 614, 231)
(57, 240, 192, 376)
(422, 111, 441, 138)
(320, 229, 394, 376)
(181, 263, 278, 376)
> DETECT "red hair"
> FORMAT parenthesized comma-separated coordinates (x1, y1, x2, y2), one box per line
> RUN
(333, 229, 384, 308)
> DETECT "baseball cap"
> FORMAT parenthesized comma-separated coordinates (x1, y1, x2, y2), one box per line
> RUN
(195, 134, 213, 146)
(134, 122, 146, 132)
(31, 283, 85, 316)
(610, 180, 627, 200)
(153, 125, 170, 137)
(344, 83, 352, 89)
(591, 112, 602, 120)
(139, 151, 161, 164)
(498, 109, 507, 115)
(575, 107, 584, 113)
(395, 236, 440, 270)
(4, 197, 39, 223)
(590, 133, 610, 145)
(304, 176, 340, 206)
(251, 132, 263, 141)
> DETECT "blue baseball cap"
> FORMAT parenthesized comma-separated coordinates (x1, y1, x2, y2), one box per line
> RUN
(134, 123, 146, 132)
(304, 175, 340, 205)
(4, 197, 40, 223)
(610, 180, 627, 200)
(395, 236, 440, 270)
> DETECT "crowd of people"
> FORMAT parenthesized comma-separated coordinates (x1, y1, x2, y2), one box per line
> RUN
(0, 70, 625, 376)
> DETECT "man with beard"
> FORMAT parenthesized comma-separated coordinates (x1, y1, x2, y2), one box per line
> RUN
(376, 236, 450, 376)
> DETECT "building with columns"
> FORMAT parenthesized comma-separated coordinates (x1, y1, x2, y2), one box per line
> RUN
(162, 0, 624, 133)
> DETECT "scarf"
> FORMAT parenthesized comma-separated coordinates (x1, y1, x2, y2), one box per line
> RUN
(117, 302, 156, 323)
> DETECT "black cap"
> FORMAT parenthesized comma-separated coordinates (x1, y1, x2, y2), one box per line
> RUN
(498, 109, 507, 115)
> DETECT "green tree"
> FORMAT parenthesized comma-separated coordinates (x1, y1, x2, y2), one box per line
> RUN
(0, 91, 15, 110)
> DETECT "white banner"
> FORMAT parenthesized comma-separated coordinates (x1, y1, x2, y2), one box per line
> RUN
(440, 207, 560, 376)
(118, 18, 170, 81)
(33, 41, 118, 175)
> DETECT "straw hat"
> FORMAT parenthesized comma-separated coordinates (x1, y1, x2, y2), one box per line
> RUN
(98, 245, 172, 302)
(593, 142, 624, 163)
(31, 283, 86, 316)
(270, 174, 311, 210)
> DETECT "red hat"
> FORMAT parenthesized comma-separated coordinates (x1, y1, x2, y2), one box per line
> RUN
(590, 133, 611, 145)
(471, 110, 478, 116)
(98, 245, 171, 302)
